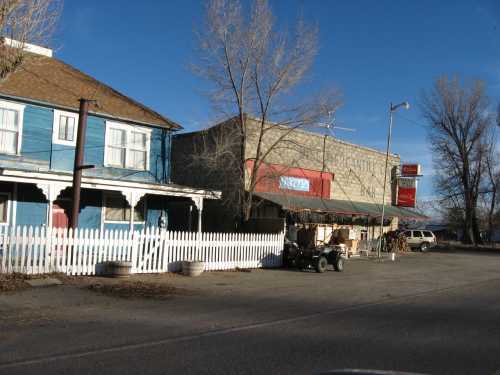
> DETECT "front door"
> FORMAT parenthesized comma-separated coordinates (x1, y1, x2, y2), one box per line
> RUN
(52, 202, 69, 229)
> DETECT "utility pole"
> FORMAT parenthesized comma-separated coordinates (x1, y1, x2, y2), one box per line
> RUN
(377, 101, 409, 258)
(70, 99, 95, 229)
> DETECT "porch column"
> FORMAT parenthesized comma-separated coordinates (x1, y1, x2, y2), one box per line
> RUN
(191, 197, 203, 233)
(36, 182, 71, 227)
(122, 191, 146, 231)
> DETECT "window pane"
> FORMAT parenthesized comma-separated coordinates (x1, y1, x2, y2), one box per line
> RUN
(105, 195, 129, 222)
(108, 147, 125, 167)
(129, 150, 146, 170)
(58, 116, 66, 140)
(0, 108, 18, 154)
(0, 108, 18, 130)
(109, 128, 126, 147)
(105, 206, 124, 221)
(66, 116, 75, 141)
(57, 115, 76, 142)
(413, 231, 423, 237)
(107, 128, 127, 167)
(0, 129, 18, 153)
(131, 132, 146, 150)
(0, 194, 7, 223)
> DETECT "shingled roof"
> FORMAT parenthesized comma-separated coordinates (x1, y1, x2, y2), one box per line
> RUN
(0, 52, 181, 129)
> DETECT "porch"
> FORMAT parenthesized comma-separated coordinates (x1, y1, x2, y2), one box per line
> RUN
(0, 168, 219, 232)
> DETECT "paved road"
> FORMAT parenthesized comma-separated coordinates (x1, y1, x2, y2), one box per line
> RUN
(1, 250, 500, 375)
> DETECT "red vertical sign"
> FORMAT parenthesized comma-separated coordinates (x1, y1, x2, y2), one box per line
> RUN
(397, 178, 417, 207)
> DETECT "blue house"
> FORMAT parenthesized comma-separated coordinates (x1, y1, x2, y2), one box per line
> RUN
(0, 42, 216, 232)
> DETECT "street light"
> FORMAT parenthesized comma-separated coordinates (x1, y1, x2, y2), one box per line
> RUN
(377, 101, 410, 258)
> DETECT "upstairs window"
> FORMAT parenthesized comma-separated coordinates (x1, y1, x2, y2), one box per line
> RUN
(53, 110, 78, 146)
(0, 100, 25, 155)
(104, 121, 150, 170)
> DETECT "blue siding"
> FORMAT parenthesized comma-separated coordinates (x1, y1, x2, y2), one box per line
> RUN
(82, 117, 171, 183)
(0, 100, 178, 230)
(103, 223, 146, 231)
(133, 223, 145, 231)
(22, 105, 52, 162)
(150, 128, 169, 183)
(51, 114, 105, 172)
(6, 185, 177, 231)
(77, 189, 102, 229)
(16, 183, 47, 226)
(83, 115, 105, 168)
(146, 195, 167, 227)
(51, 144, 75, 171)
(0, 105, 51, 169)
(0, 102, 172, 184)
(103, 223, 128, 231)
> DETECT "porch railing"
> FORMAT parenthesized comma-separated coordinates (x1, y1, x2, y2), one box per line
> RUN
(0, 226, 284, 276)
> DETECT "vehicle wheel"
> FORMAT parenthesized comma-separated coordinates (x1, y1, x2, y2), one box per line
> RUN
(315, 256, 328, 273)
(333, 257, 344, 272)
(282, 256, 291, 268)
(420, 242, 430, 252)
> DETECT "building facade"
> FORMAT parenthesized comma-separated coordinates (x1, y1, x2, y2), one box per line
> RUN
(172, 116, 425, 246)
(0, 43, 215, 232)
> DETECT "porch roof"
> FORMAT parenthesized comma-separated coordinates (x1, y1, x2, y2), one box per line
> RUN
(254, 192, 427, 220)
(0, 168, 220, 203)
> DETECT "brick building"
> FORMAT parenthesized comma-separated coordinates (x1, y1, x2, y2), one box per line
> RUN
(172, 116, 425, 251)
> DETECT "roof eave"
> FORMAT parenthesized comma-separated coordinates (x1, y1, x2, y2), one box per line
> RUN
(0, 92, 181, 130)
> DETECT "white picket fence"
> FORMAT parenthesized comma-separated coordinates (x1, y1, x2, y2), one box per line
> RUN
(0, 226, 284, 276)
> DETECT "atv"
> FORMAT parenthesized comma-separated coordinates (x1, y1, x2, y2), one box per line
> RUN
(283, 239, 346, 273)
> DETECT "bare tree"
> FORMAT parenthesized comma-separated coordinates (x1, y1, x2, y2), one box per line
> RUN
(0, 0, 61, 79)
(193, 0, 341, 225)
(483, 146, 500, 242)
(420, 77, 494, 244)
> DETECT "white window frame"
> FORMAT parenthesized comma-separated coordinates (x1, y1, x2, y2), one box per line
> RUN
(102, 192, 146, 224)
(0, 192, 12, 226)
(0, 100, 25, 155)
(52, 109, 79, 146)
(104, 121, 151, 171)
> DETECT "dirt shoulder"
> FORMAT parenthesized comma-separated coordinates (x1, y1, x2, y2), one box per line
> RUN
(0, 273, 31, 293)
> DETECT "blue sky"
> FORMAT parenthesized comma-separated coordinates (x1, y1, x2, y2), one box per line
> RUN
(54, 0, 500, 202)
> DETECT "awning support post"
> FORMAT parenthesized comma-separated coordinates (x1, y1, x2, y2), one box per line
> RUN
(191, 197, 203, 233)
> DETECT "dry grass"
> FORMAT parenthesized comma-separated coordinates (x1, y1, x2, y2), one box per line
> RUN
(86, 281, 191, 300)
(0, 273, 30, 293)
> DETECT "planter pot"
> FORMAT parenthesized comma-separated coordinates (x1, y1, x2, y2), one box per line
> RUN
(105, 261, 132, 278)
(182, 261, 205, 277)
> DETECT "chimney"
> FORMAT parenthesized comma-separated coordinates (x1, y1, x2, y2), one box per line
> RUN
(2, 37, 53, 58)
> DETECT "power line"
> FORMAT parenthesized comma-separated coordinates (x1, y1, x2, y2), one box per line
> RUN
(394, 113, 427, 128)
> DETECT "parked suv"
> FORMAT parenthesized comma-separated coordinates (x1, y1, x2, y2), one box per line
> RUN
(402, 230, 437, 251)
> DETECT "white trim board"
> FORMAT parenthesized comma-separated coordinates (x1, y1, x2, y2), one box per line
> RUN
(0, 168, 221, 199)
(52, 109, 79, 147)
